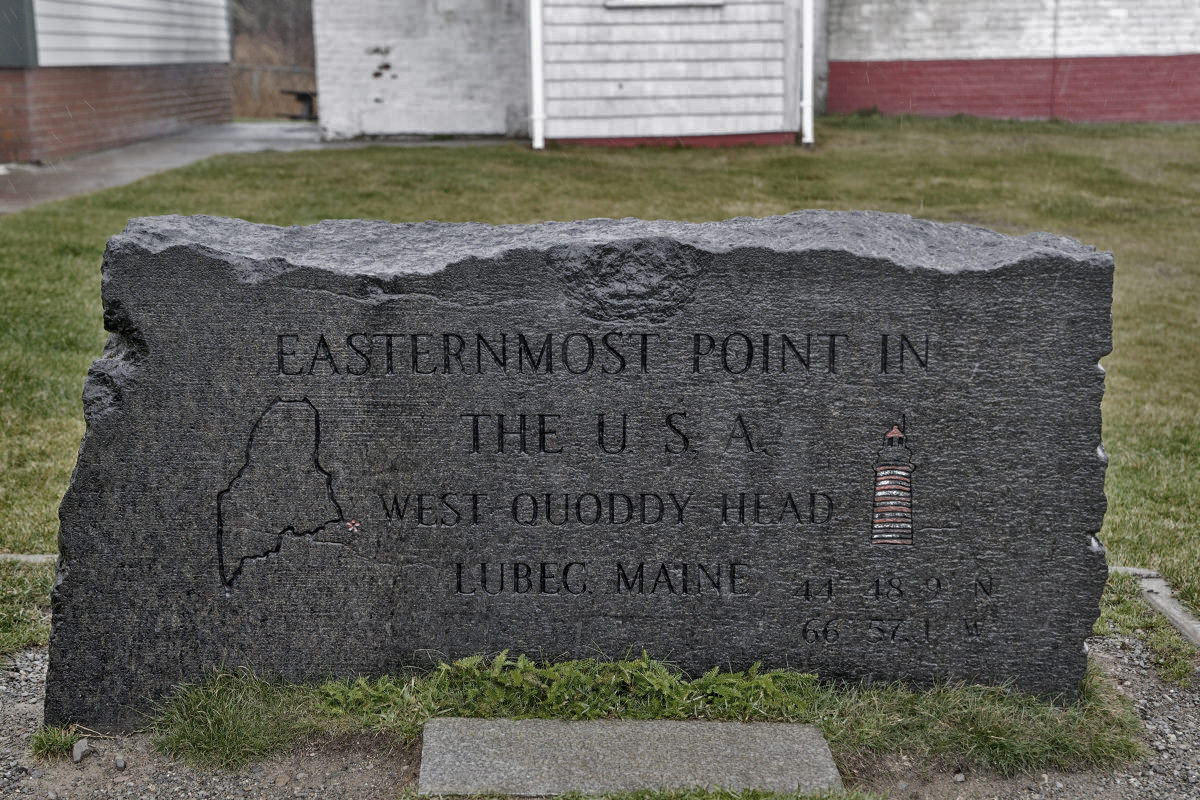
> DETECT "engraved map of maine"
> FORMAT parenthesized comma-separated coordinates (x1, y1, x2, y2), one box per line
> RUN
(217, 399, 345, 588)
(47, 212, 1111, 730)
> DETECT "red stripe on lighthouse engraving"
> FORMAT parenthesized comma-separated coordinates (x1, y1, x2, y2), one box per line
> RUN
(872, 424, 914, 545)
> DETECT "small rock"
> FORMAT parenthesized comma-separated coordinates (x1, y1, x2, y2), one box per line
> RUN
(72, 737, 92, 763)
(30, 768, 45, 779)
(250, 765, 263, 775)
(954, 771, 965, 782)
(47, 791, 59, 800)
(274, 773, 290, 786)
(295, 771, 308, 780)
(115, 756, 126, 770)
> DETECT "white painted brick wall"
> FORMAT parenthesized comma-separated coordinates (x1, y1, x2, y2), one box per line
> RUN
(829, 0, 1200, 62)
(314, 0, 529, 140)
(1056, 1, 1200, 58)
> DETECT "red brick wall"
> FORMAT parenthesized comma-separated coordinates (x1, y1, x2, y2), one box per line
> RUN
(0, 63, 232, 163)
(827, 54, 1200, 123)
(0, 70, 33, 162)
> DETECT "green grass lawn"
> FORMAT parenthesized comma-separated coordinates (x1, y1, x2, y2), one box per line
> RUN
(0, 562, 53, 657)
(147, 653, 1142, 778)
(2, 114, 1198, 617)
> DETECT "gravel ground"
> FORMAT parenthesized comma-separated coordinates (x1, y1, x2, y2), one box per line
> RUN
(1, 635, 1196, 800)
(0, 649, 417, 800)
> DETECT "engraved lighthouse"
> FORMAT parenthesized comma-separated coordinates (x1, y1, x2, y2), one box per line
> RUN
(871, 425, 915, 545)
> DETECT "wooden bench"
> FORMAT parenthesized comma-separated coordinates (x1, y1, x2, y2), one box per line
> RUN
(280, 89, 316, 121)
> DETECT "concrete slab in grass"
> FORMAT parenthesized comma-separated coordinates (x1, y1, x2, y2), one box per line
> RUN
(1111, 566, 1200, 648)
(417, 718, 843, 796)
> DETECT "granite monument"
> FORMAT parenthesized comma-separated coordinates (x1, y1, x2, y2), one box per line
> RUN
(46, 211, 1113, 730)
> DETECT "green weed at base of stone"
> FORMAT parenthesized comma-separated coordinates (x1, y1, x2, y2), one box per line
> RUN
(150, 668, 343, 771)
(152, 654, 1145, 778)
(1094, 572, 1199, 686)
(29, 725, 81, 761)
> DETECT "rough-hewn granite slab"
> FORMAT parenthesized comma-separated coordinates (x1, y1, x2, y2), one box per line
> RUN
(417, 718, 842, 795)
(46, 211, 1112, 730)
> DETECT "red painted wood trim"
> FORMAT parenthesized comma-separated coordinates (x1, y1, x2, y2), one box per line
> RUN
(828, 53, 1200, 123)
(550, 131, 797, 148)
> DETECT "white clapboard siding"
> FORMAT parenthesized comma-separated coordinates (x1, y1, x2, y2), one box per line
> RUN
(545, 2, 784, 25)
(36, 0, 224, 12)
(34, 11, 228, 38)
(549, 94, 784, 117)
(36, 20, 229, 42)
(36, 0, 227, 26)
(550, 114, 786, 138)
(33, 0, 229, 67)
(547, 42, 785, 62)
(543, 0, 795, 139)
(549, 59, 785, 80)
(544, 22, 782, 44)
(546, 77, 783, 98)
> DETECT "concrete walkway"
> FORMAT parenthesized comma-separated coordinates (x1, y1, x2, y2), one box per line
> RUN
(0, 121, 509, 214)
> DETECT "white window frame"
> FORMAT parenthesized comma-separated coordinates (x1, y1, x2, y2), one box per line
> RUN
(604, 0, 724, 7)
